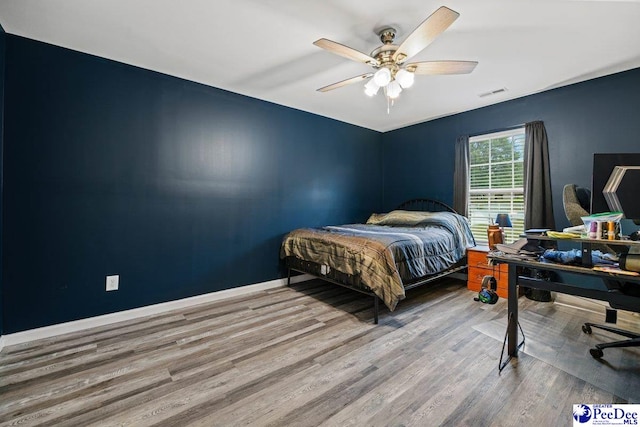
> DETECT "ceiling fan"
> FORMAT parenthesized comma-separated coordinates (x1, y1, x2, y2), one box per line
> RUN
(313, 6, 477, 110)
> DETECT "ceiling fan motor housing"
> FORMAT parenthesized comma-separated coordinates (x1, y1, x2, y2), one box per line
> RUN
(371, 28, 401, 74)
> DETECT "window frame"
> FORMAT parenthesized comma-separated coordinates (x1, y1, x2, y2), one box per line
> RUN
(467, 128, 526, 245)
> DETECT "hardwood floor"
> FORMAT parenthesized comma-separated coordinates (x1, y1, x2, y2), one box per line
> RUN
(1, 279, 638, 426)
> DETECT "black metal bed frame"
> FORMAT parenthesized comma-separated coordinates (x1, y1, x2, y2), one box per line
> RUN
(285, 198, 468, 324)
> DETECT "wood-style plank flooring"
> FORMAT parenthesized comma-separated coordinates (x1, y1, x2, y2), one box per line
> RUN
(1, 279, 638, 426)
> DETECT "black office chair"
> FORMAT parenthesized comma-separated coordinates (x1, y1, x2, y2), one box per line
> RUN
(563, 183, 640, 358)
(562, 183, 592, 227)
(582, 276, 640, 358)
(562, 184, 611, 253)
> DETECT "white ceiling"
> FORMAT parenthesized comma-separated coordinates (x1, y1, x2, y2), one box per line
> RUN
(1, 0, 639, 132)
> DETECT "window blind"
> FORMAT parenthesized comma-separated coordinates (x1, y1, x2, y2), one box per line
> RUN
(468, 129, 525, 244)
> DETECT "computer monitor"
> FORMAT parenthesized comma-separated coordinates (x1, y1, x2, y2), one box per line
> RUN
(592, 153, 640, 224)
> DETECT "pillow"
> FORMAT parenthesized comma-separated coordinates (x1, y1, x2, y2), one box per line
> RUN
(365, 212, 387, 224)
(366, 210, 438, 226)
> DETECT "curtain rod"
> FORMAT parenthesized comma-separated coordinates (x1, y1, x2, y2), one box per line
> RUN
(469, 123, 527, 138)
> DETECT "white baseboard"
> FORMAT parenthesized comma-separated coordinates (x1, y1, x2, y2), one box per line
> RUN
(0, 274, 313, 351)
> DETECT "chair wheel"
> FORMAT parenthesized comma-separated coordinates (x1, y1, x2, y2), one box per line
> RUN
(590, 348, 604, 359)
(582, 324, 592, 334)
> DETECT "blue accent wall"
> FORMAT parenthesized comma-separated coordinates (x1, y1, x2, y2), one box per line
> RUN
(381, 67, 640, 232)
(0, 27, 5, 336)
(2, 30, 639, 335)
(2, 35, 382, 333)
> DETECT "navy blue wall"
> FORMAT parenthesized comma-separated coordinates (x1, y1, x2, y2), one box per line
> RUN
(3, 31, 639, 335)
(0, 27, 5, 336)
(381, 67, 640, 231)
(2, 35, 382, 333)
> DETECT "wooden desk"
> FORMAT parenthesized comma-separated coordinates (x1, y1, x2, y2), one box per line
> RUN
(489, 239, 640, 371)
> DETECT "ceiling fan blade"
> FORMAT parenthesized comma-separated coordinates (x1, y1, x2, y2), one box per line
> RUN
(406, 61, 478, 75)
(392, 6, 459, 64)
(317, 73, 373, 92)
(314, 38, 379, 66)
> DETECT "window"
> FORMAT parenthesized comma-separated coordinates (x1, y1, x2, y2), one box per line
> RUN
(468, 128, 525, 245)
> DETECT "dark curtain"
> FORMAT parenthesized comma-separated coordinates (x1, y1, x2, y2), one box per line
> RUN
(524, 121, 555, 230)
(453, 135, 469, 216)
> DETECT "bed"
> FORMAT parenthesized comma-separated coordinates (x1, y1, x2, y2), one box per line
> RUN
(280, 199, 476, 323)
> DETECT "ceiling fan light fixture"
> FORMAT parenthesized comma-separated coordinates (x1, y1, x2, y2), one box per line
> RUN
(386, 80, 402, 99)
(395, 69, 415, 89)
(364, 79, 380, 96)
(313, 7, 476, 111)
(373, 68, 392, 87)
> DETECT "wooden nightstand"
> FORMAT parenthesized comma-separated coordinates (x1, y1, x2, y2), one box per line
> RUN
(467, 246, 510, 298)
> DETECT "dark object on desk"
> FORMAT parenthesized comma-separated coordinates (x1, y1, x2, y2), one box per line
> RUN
(629, 231, 640, 241)
(524, 228, 550, 238)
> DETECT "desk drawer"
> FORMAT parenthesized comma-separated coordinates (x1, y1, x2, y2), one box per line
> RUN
(468, 249, 492, 269)
(468, 266, 507, 289)
(467, 252, 509, 297)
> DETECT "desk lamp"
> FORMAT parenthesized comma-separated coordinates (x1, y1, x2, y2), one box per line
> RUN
(495, 213, 513, 244)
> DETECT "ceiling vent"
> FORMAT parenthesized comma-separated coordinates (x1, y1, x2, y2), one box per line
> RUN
(479, 87, 508, 98)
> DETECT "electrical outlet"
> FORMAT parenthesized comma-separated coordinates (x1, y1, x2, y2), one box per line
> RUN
(106, 275, 119, 291)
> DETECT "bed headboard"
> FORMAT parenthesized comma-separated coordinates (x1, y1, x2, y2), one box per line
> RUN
(395, 198, 457, 213)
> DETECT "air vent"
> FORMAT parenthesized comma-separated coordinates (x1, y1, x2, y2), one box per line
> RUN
(479, 87, 508, 98)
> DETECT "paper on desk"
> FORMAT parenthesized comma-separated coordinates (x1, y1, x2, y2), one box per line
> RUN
(546, 231, 581, 239)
